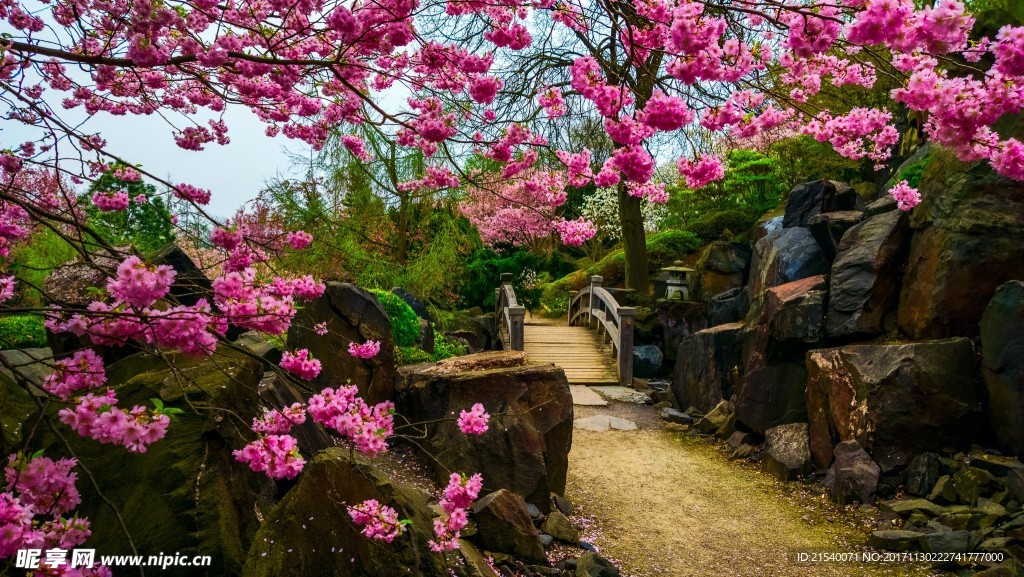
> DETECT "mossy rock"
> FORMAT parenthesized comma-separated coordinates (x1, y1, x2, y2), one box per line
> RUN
(241, 447, 459, 577)
(34, 349, 270, 577)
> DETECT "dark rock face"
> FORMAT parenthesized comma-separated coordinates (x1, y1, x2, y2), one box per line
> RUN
(751, 213, 784, 243)
(905, 453, 943, 497)
(541, 511, 579, 544)
(694, 241, 751, 301)
(748, 227, 830, 299)
(396, 352, 573, 513)
(472, 489, 547, 563)
(736, 276, 826, 433)
(897, 152, 1024, 339)
(807, 211, 863, 260)
(0, 348, 48, 450)
(242, 448, 451, 577)
(981, 281, 1024, 457)
(693, 400, 735, 437)
(37, 351, 269, 577)
(864, 195, 898, 217)
(446, 312, 496, 353)
(657, 300, 708, 361)
(707, 287, 750, 327)
(763, 423, 812, 482)
(826, 210, 911, 338)
(287, 282, 395, 404)
(805, 339, 984, 471)
(671, 323, 742, 413)
(782, 180, 865, 228)
(823, 440, 880, 504)
(632, 345, 663, 378)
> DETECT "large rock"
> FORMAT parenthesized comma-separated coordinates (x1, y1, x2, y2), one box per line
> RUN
(826, 210, 911, 338)
(736, 276, 826, 433)
(694, 241, 751, 301)
(0, 348, 48, 448)
(242, 448, 453, 577)
(671, 323, 742, 413)
(657, 299, 708, 361)
(392, 287, 434, 324)
(782, 180, 864, 228)
(35, 350, 269, 577)
(748, 227, 830, 299)
(807, 211, 863, 260)
(823, 440, 880, 504)
(396, 352, 573, 513)
(805, 339, 984, 471)
(472, 489, 546, 563)
(897, 150, 1024, 339)
(981, 281, 1024, 457)
(763, 423, 812, 482)
(905, 453, 943, 497)
(707, 287, 750, 327)
(287, 282, 395, 404)
(632, 345, 663, 378)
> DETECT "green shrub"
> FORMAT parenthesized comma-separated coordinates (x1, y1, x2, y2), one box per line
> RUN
(646, 230, 702, 268)
(430, 333, 467, 362)
(0, 315, 48, 349)
(895, 155, 931, 189)
(396, 346, 431, 365)
(369, 289, 420, 347)
(686, 210, 757, 242)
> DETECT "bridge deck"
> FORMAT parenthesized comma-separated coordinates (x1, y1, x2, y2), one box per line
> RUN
(523, 319, 618, 384)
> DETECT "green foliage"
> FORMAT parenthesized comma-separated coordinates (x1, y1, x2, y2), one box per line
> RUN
(369, 289, 420, 347)
(646, 230, 703, 267)
(429, 333, 467, 362)
(459, 247, 576, 310)
(84, 165, 175, 255)
(396, 346, 431, 365)
(8, 228, 78, 308)
(895, 155, 931, 189)
(0, 315, 47, 348)
(686, 211, 757, 243)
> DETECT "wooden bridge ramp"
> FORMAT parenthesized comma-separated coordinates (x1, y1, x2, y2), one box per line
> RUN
(523, 318, 619, 385)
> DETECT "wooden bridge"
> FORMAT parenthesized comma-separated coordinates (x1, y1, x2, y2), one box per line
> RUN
(495, 273, 635, 385)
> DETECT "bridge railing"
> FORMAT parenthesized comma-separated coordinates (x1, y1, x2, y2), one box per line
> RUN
(494, 273, 525, 351)
(567, 275, 636, 386)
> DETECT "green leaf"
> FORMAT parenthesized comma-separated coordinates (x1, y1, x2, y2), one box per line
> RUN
(150, 397, 164, 411)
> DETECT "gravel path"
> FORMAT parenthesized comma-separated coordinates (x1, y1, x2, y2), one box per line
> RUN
(565, 400, 937, 577)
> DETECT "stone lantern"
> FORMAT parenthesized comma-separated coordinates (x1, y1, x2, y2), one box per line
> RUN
(662, 261, 695, 301)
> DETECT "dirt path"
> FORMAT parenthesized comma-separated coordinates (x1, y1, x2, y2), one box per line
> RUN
(564, 401, 935, 577)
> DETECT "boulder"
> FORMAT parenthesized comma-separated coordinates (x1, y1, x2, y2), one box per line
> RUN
(868, 530, 926, 551)
(287, 282, 395, 404)
(660, 407, 693, 425)
(693, 400, 735, 437)
(542, 511, 580, 544)
(782, 180, 864, 228)
(921, 530, 978, 554)
(396, 352, 573, 513)
(0, 349, 47, 449)
(826, 210, 911, 338)
(575, 553, 621, 577)
(823, 441, 880, 504)
(671, 323, 741, 413)
(906, 453, 943, 497)
(36, 350, 270, 577)
(632, 345, 663, 378)
(807, 211, 863, 260)
(748, 227, 830, 299)
(805, 339, 984, 471)
(446, 312, 496, 352)
(763, 423, 812, 482)
(657, 299, 708, 361)
(472, 489, 547, 563)
(694, 241, 751, 301)
(864, 195, 898, 217)
(241, 448, 452, 577)
(897, 150, 1024, 339)
(392, 287, 434, 324)
(751, 212, 784, 243)
(981, 281, 1024, 457)
(418, 317, 436, 354)
(707, 287, 750, 327)
(233, 331, 283, 364)
(736, 276, 826, 433)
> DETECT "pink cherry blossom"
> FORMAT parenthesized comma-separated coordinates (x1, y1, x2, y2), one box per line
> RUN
(286, 230, 313, 250)
(280, 349, 322, 380)
(457, 403, 490, 435)
(42, 349, 106, 400)
(348, 340, 381, 359)
(349, 499, 406, 542)
(889, 180, 922, 211)
(233, 434, 305, 480)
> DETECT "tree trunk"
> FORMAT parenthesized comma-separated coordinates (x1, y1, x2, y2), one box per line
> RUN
(617, 183, 649, 294)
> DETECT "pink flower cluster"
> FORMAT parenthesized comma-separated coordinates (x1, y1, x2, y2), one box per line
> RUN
(429, 473, 483, 552)
(214, 268, 323, 334)
(553, 218, 597, 247)
(307, 386, 395, 457)
(349, 499, 406, 542)
(91, 190, 129, 212)
(348, 340, 381, 359)
(286, 230, 313, 250)
(677, 155, 726, 189)
(252, 403, 307, 435)
(42, 349, 107, 400)
(1, 453, 107, 574)
(232, 434, 305, 480)
(537, 87, 566, 118)
(889, 180, 922, 211)
(280, 349, 322, 381)
(59, 390, 171, 453)
(107, 256, 176, 309)
(457, 403, 490, 435)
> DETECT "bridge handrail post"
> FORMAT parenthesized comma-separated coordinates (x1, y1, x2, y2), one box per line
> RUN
(588, 275, 602, 331)
(616, 306, 635, 386)
(568, 290, 578, 325)
(509, 305, 525, 351)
